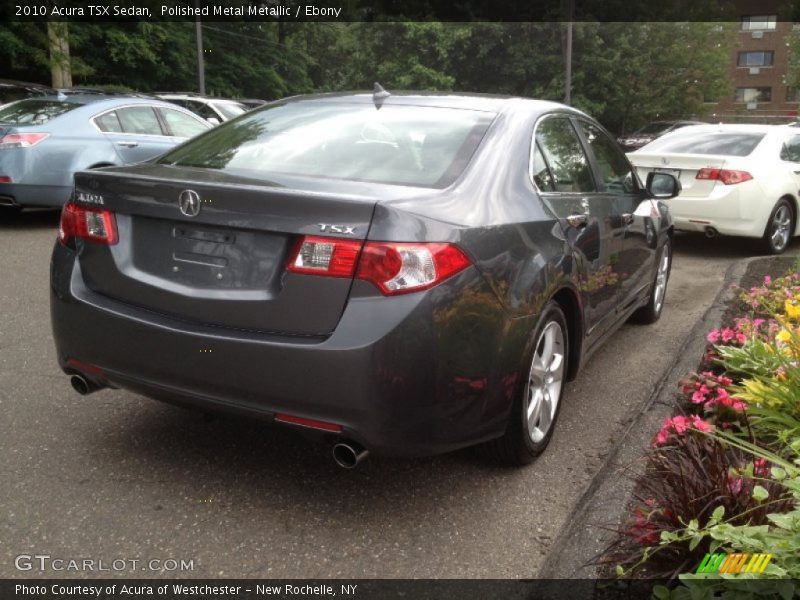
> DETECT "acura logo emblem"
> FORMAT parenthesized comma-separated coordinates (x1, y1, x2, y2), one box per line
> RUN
(178, 189, 201, 217)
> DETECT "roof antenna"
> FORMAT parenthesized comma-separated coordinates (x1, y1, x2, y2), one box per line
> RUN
(373, 82, 390, 109)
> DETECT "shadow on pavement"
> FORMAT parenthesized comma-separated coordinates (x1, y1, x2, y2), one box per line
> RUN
(0, 207, 59, 230)
(673, 230, 800, 259)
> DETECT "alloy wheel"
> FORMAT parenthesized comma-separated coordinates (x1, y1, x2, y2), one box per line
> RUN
(770, 204, 792, 252)
(525, 321, 565, 443)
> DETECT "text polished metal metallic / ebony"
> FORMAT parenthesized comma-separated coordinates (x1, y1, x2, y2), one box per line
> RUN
(50, 91, 677, 466)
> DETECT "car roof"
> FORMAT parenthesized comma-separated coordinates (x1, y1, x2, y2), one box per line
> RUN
(277, 91, 582, 117)
(666, 123, 785, 134)
(157, 93, 243, 104)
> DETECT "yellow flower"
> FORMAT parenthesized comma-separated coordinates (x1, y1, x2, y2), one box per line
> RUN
(777, 328, 793, 344)
(784, 299, 800, 321)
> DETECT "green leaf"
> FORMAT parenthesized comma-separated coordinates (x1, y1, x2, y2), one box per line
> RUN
(771, 467, 787, 481)
(711, 506, 725, 523)
(752, 485, 769, 502)
(653, 585, 670, 600)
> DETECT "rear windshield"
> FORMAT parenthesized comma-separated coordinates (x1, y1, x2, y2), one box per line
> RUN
(0, 99, 79, 125)
(642, 131, 766, 156)
(160, 102, 495, 187)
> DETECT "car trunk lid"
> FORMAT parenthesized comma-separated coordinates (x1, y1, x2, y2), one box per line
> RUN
(629, 152, 727, 197)
(72, 165, 382, 336)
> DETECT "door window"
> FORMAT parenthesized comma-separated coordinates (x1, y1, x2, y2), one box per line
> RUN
(531, 141, 556, 191)
(117, 106, 164, 135)
(578, 121, 636, 194)
(159, 107, 208, 138)
(535, 117, 595, 193)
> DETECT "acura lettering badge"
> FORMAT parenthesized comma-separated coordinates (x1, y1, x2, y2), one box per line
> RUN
(178, 189, 201, 217)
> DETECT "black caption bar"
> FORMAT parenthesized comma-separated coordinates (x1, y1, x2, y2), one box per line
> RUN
(3, 0, 798, 22)
(2, 579, 676, 600)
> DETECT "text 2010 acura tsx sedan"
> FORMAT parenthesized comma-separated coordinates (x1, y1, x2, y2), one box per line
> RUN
(50, 91, 678, 467)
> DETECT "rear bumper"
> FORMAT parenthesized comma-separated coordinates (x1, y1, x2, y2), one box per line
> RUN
(50, 242, 527, 457)
(665, 184, 769, 238)
(0, 183, 71, 207)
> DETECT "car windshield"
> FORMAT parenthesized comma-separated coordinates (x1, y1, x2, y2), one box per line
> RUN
(642, 131, 766, 156)
(0, 99, 80, 125)
(212, 102, 246, 119)
(636, 122, 672, 135)
(160, 102, 495, 187)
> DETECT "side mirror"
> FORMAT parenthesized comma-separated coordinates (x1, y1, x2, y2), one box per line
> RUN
(206, 117, 220, 125)
(646, 172, 681, 199)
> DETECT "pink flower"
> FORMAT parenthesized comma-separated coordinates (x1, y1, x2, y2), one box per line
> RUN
(691, 390, 707, 404)
(736, 333, 747, 345)
(721, 328, 735, 343)
(764, 275, 772, 285)
(707, 330, 721, 343)
(690, 415, 712, 432)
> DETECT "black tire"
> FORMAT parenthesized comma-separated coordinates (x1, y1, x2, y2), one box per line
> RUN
(762, 198, 794, 255)
(484, 301, 569, 465)
(631, 239, 671, 325)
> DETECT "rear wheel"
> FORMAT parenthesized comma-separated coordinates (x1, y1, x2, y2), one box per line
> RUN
(762, 199, 794, 255)
(631, 239, 671, 324)
(486, 301, 568, 465)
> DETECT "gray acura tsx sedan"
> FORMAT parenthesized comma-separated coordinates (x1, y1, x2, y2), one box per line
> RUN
(50, 89, 679, 467)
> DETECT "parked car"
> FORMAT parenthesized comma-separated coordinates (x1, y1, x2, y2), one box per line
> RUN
(50, 91, 677, 467)
(629, 123, 800, 254)
(155, 93, 247, 124)
(239, 98, 268, 110)
(618, 120, 705, 152)
(0, 79, 55, 106)
(0, 95, 211, 210)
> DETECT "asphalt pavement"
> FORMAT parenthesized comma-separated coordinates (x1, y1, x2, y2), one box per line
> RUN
(2, 210, 796, 578)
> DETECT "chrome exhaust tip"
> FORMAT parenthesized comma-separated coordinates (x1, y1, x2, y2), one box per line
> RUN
(70, 374, 102, 396)
(332, 441, 369, 469)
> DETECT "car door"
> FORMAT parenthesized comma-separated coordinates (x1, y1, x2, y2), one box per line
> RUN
(779, 132, 800, 193)
(96, 105, 175, 163)
(575, 118, 653, 314)
(533, 114, 625, 341)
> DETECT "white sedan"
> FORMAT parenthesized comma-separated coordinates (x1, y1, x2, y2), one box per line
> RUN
(628, 124, 800, 253)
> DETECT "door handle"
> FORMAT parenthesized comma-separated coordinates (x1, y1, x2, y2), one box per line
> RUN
(567, 214, 588, 228)
(116, 141, 139, 148)
(622, 213, 635, 226)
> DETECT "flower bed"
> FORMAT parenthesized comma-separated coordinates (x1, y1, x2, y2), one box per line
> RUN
(603, 261, 800, 591)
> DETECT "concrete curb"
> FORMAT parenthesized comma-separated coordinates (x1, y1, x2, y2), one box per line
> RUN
(537, 256, 764, 579)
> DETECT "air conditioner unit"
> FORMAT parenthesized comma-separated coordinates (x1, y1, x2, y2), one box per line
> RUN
(752, 31, 764, 38)
(749, 67, 761, 75)
(746, 102, 758, 110)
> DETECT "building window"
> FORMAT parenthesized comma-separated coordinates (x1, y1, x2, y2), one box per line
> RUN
(788, 87, 798, 102)
(737, 51, 774, 67)
(741, 15, 778, 31)
(735, 87, 772, 102)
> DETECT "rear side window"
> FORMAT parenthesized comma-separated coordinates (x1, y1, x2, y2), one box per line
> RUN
(643, 132, 766, 156)
(116, 106, 164, 135)
(535, 116, 596, 193)
(212, 102, 246, 120)
(0, 100, 79, 125)
(94, 110, 123, 133)
(159, 107, 207, 138)
(781, 135, 800, 162)
(159, 102, 494, 188)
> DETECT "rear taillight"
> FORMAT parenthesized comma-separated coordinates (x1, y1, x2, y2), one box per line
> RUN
(356, 242, 471, 295)
(58, 202, 118, 245)
(696, 168, 753, 185)
(286, 236, 362, 277)
(0, 176, 11, 183)
(0, 133, 49, 149)
(286, 235, 472, 296)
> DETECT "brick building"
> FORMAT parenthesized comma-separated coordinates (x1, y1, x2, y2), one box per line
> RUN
(710, 0, 797, 123)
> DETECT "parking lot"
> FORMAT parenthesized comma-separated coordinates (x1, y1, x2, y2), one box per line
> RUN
(2, 210, 797, 579)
